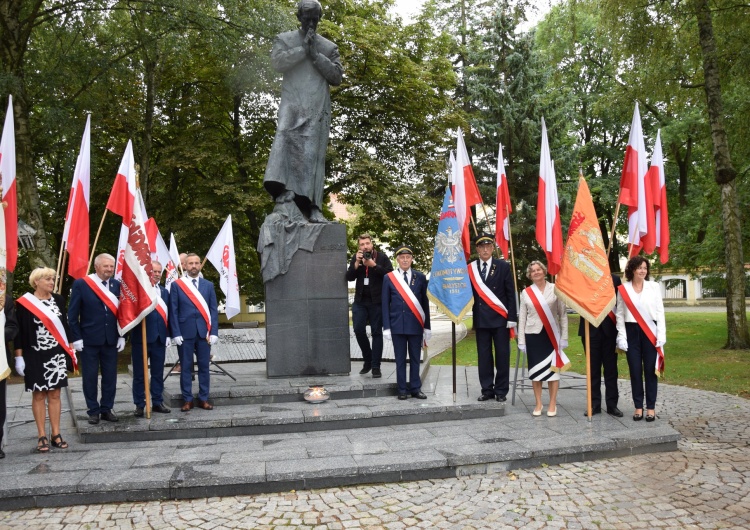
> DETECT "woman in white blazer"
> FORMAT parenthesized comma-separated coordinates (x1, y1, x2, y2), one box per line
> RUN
(616, 256, 666, 422)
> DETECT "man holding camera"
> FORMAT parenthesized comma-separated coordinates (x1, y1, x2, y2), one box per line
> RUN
(346, 233, 393, 377)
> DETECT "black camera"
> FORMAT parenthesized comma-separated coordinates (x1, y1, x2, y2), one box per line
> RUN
(363, 251, 372, 261)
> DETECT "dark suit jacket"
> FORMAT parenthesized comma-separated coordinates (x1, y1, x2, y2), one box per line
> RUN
(578, 274, 622, 339)
(346, 250, 393, 305)
(471, 258, 517, 328)
(68, 277, 121, 346)
(382, 270, 430, 335)
(131, 286, 169, 345)
(169, 278, 219, 340)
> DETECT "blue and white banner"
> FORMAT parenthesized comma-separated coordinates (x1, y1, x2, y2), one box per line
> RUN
(427, 188, 473, 324)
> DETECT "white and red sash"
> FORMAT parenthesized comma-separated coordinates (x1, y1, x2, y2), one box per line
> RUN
(525, 284, 570, 372)
(607, 310, 616, 324)
(83, 274, 119, 315)
(618, 283, 665, 376)
(17, 294, 77, 370)
(155, 295, 168, 328)
(468, 261, 516, 339)
(176, 278, 211, 341)
(388, 271, 425, 328)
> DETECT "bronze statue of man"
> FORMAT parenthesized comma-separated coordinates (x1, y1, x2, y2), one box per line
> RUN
(263, 0, 344, 223)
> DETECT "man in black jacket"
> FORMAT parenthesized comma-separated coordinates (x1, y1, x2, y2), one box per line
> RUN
(346, 233, 393, 377)
(578, 273, 623, 417)
(470, 234, 517, 402)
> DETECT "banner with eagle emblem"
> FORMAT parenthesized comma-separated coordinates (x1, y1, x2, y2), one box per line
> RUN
(427, 187, 473, 324)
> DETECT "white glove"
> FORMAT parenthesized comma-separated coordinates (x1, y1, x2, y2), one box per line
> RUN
(383, 329, 392, 341)
(560, 339, 568, 349)
(617, 338, 628, 352)
(655, 339, 665, 348)
(424, 329, 432, 341)
(173, 336, 184, 346)
(209, 335, 219, 345)
(14, 357, 25, 376)
(518, 343, 526, 353)
(165, 338, 172, 348)
(506, 321, 517, 330)
(116, 337, 126, 352)
(72, 340, 84, 352)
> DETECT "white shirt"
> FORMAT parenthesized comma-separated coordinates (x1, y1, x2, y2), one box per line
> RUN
(398, 268, 412, 285)
(615, 280, 666, 344)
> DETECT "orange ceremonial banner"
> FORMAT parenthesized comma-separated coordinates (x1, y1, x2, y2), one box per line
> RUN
(554, 176, 616, 327)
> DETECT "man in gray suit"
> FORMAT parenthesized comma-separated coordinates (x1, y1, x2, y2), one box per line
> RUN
(263, 0, 344, 223)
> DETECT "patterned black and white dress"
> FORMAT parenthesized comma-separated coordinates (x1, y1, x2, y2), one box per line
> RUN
(21, 298, 68, 392)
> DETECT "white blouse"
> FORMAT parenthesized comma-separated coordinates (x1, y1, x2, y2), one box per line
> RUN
(615, 280, 666, 344)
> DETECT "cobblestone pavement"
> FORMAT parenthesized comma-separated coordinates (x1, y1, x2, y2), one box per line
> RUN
(1, 381, 748, 529)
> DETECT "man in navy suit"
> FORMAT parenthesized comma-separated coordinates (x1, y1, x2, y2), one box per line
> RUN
(382, 244, 431, 400)
(68, 253, 125, 424)
(578, 273, 623, 417)
(131, 261, 172, 417)
(170, 253, 219, 411)
(470, 234, 517, 402)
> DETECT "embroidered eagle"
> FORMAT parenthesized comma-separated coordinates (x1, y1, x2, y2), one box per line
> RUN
(435, 226, 462, 263)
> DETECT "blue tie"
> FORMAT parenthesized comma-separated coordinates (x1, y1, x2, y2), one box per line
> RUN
(192, 279, 198, 288)
(481, 262, 487, 281)
(403, 271, 408, 284)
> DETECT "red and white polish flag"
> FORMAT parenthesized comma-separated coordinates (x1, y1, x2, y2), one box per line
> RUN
(495, 143, 512, 259)
(536, 118, 563, 275)
(165, 233, 180, 291)
(619, 103, 655, 257)
(62, 115, 91, 279)
(206, 215, 240, 319)
(453, 128, 484, 260)
(117, 197, 158, 335)
(0, 96, 17, 272)
(648, 129, 669, 263)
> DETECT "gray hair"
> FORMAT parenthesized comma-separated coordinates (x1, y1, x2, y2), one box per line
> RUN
(525, 260, 548, 280)
(94, 253, 115, 267)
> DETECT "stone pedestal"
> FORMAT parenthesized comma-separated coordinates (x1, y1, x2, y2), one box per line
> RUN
(265, 223, 351, 377)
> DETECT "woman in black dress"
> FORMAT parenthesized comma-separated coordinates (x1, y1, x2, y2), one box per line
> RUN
(13, 268, 72, 452)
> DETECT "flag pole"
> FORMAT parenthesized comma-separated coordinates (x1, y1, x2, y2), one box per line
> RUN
(606, 203, 621, 257)
(452, 322, 457, 402)
(88, 210, 108, 273)
(141, 314, 151, 419)
(55, 246, 67, 293)
(584, 320, 592, 421)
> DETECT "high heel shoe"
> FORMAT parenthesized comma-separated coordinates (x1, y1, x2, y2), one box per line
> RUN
(547, 408, 557, 417)
(645, 410, 656, 422)
(633, 409, 643, 421)
(532, 407, 543, 416)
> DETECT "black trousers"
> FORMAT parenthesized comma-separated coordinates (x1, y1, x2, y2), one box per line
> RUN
(476, 327, 511, 397)
(581, 331, 619, 410)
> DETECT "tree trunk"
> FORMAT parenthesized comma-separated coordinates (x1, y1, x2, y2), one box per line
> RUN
(693, 0, 749, 348)
(0, 0, 56, 269)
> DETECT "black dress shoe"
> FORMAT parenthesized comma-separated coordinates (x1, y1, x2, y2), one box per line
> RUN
(88, 415, 100, 425)
(607, 407, 624, 418)
(583, 408, 601, 416)
(495, 396, 507, 402)
(359, 365, 372, 375)
(372, 367, 382, 378)
(152, 403, 171, 413)
(0, 448, 5, 459)
(477, 394, 493, 402)
(411, 391, 427, 399)
(100, 410, 119, 422)
(134, 407, 144, 418)
(397, 394, 408, 400)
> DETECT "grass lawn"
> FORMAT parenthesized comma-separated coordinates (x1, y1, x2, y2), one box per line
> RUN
(431, 312, 750, 399)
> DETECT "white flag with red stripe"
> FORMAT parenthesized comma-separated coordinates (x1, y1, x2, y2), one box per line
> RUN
(0, 191, 8, 379)
(648, 129, 670, 263)
(536, 118, 563, 275)
(62, 115, 91, 279)
(206, 215, 240, 319)
(0, 96, 17, 272)
(619, 103, 655, 256)
(454, 128, 484, 260)
(495, 144, 512, 259)
(117, 197, 158, 335)
(165, 233, 180, 290)
(109, 141, 137, 280)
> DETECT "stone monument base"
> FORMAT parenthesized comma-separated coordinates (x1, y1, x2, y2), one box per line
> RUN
(264, 223, 351, 377)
